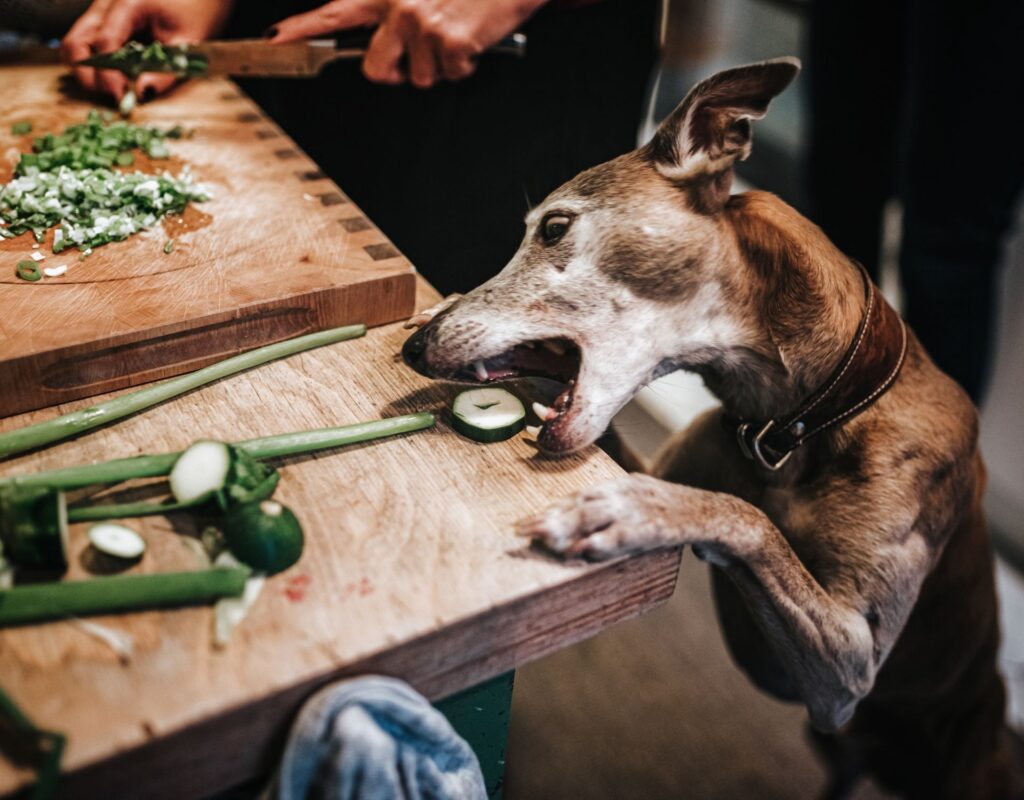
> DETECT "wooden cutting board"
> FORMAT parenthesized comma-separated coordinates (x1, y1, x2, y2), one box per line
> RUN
(0, 66, 416, 419)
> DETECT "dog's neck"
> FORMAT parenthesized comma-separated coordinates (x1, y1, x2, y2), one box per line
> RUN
(687, 192, 865, 423)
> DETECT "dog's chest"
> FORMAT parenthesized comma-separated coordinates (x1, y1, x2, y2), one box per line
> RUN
(756, 487, 832, 565)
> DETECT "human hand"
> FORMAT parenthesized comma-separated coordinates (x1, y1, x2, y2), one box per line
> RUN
(62, 0, 234, 102)
(269, 0, 546, 88)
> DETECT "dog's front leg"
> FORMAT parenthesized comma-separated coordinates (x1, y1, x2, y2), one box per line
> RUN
(516, 474, 883, 731)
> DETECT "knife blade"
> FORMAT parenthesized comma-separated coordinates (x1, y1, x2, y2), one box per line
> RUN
(74, 32, 527, 78)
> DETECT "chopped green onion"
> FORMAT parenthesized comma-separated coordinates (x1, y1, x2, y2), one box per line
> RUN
(0, 325, 367, 460)
(99, 41, 209, 79)
(0, 165, 209, 255)
(163, 238, 174, 254)
(16, 260, 41, 282)
(1, 111, 205, 261)
(10, 121, 32, 136)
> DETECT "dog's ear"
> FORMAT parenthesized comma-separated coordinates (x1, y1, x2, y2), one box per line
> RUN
(645, 57, 800, 211)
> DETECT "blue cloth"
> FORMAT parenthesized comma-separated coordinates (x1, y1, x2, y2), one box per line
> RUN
(266, 676, 487, 800)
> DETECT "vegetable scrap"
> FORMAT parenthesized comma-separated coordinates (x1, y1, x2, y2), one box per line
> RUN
(87, 523, 146, 560)
(213, 551, 265, 647)
(118, 89, 137, 118)
(10, 121, 33, 135)
(15, 260, 41, 282)
(71, 618, 135, 663)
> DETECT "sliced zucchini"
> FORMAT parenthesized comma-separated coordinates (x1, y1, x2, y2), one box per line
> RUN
(169, 440, 232, 504)
(451, 388, 526, 443)
(169, 440, 279, 511)
(222, 500, 304, 575)
(88, 523, 146, 560)
(0, 485, 68, 571)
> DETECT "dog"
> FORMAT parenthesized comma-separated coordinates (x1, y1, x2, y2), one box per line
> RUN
(401, 58, 1022, 798)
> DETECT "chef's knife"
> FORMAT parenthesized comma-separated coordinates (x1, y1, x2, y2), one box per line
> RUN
(73, 32, 527, 78)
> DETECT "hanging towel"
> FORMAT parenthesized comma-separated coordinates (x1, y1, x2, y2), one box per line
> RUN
(265, 676, 487, 800)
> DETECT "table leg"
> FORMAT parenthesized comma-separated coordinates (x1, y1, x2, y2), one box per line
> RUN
(435, 672, 515, 800)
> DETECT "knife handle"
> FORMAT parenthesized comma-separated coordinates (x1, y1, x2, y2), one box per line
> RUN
(325, 31, 527, 62)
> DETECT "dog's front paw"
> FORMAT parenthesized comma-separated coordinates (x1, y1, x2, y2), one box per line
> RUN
(402, 293, 464, 329)
(515, 474, 672, 560)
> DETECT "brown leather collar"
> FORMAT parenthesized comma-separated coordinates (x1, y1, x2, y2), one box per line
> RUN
(723, 265, 908, 470)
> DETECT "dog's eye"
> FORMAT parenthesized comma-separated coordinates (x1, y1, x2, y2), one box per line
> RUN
(540, 214, 572, 245)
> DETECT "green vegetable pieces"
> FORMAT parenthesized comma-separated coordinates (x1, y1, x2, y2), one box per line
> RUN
(0, 486, 69, 572)
(222, 501, 304, 575)
(101, 41, 209, 79)
(16, 260, 41, 282)
(169, 441, 280, 512)
(13, 110, 184, 177)
(1, 166, 208, 253)
(10, 121, 32, 135)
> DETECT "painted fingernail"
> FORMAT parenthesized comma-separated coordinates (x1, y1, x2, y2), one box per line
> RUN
(262, 26, 278, 39)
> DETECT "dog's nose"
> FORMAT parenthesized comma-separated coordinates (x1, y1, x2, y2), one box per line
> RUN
(401, 326, 432, 376)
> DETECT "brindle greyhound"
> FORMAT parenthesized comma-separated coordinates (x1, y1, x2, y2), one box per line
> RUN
(401, 58, 1022, 798)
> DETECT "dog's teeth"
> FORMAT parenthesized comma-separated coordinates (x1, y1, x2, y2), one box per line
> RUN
(525, 425, 541, 437)
(542, 341, 566, 356)
(474, 360, 489, 382)
(532, 401, 555, 421)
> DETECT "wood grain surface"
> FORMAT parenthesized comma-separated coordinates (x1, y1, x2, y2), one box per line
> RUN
(0, 67, 416, 419)
(0, 279, 681, 798)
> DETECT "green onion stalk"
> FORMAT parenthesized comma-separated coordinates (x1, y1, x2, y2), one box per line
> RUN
(0, 567, 249, 627)
(0, 413, 435, 492)
(0, 324, 367, 461)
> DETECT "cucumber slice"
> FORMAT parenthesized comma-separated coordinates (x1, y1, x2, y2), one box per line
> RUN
(169, 440, 279, 511)
(88, 523, 146, 560)
(222, 500, 304, 575)
(451, 388, 526, 443)
(169, 440, 231, 504)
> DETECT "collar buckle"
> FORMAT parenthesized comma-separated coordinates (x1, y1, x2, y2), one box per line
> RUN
(736, 419, 793, 471)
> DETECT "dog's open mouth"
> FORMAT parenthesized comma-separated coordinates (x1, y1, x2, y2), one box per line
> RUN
(452, 338, 582, 448)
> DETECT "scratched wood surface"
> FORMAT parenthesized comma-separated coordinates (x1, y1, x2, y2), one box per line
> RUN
(0, 279, 682, 798)
(0, 66, 416, 419)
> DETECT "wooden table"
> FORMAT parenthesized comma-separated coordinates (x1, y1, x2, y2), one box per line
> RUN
(0, 272, 682, 798)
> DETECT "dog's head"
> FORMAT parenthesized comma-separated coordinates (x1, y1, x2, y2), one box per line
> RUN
(403, 58, 800, 454)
